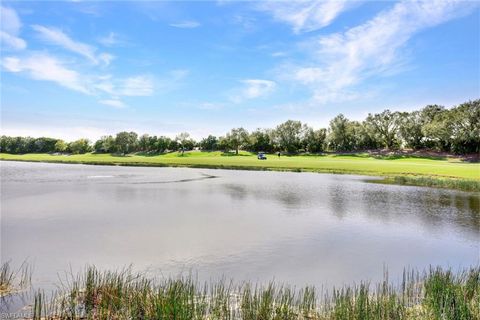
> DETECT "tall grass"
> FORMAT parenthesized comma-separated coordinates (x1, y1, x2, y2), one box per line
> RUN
(30, 265, 479, 320)
(0, 261, 32, 297)
(389, 176, 480, 192)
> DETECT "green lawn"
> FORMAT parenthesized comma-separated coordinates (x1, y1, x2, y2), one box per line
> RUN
(1, 151, 478, 180)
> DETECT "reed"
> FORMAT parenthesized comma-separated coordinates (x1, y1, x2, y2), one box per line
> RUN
(389, 176, 480, 192)
(25, 265, 479, 320)
(0, 260, 32, 297)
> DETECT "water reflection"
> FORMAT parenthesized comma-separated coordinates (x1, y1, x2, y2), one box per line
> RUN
(1, 161, 478, 305)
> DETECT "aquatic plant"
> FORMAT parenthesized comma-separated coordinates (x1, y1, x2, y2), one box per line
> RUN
(0, 261, 32, 297)
(28, 265, 479, 320)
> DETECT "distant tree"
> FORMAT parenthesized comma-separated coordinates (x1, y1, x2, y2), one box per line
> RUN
(94, 136, 116, 153)
(274, 120, 304, 153)
(249, 129, 274, 153)
(351, 121, 379, 150)
(328, 114, 355, 151)
(168, 139, 179, 152)
(0, 136, 9, 153)
(155, 136, 171, 153)
(450, 99, 480, 153)
(1, 99, 478, 156)
(54, 140, 68, 153)
(365, 110, 402, 149)
(115, 131, 138, 154)
(226, 128, 249, 155)
(68, 139, 91, 154)
(138, 134, 150, 152)
(217, 136, 230, 152)
(421, 105, 452, 151)
(398, 111, 424, 149)
(33, 137, 58, 153)
(175, 132, 195, 154)
(303, 128, 327, 153)
(199, 135, 218, 151)
(147, 136, 158, 152)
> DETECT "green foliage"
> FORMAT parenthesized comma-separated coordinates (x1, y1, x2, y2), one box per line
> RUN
(248, 129, 275, 153)
(54, 140, 68, 153)
(1, 99, 478, 155)
(303, 128, 327, 153)
(199, 135, 219, 151)
(365, 110, 402, 150)
(68, 139, 91, 154)
(398, 111, 424, 149)
(0, 261, 32, 297)
(176, 132, 195, 151)
(94, 135, 116, 153)
(273, 120, 305, 153)
(27, 265, 480, 320)
(115, 131, 138, 154)
(225, 127, 249, 154)
(328, 114, 356, 151)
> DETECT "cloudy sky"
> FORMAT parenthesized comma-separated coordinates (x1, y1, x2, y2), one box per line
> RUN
(1, 0, 479, 141)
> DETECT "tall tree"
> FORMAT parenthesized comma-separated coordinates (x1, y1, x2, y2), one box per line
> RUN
(249, 129, 274, 153)
(303, 128, 327, 153)
(68, 139, 91, 154)
(274, 120, 304, 153)
(138, 134, 150, 152)
(450, 99, 480, 153)
(328, 114, 355, 151)
(175, 132, 195, 153)
(54, 140, 68, 153)
(115, 132, 138, 154)
(421, 105, 451, 151)
(199, 135, 218, 151)
(365, 110, 401, 149)
(398, 111, 424, 149)
(226, 128, 249, 155)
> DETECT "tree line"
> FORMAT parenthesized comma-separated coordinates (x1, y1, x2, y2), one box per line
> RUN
(1, 99, 478, 155)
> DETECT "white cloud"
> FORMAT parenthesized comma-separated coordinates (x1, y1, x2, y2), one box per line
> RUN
(97, 32, 123, 47)
(0, 31, 27, 50)
(242, 79, 276, 99)
(231, 79, 276, 103)
(1, 53, 89, 94)
(0, 6, 27, 50)
(169, 20, 201, 28)
(258, 1, 353, 33)
(94, 74, 155, 97)
(99, 99, 127, 108)
(283, 0, 479, 104)
(32, 25, 113, 65)
(98, 52, 115, 65)
(118, 75, 154, 96)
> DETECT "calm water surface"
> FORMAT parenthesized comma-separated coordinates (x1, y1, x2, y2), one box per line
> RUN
(1, 161, 479, 294)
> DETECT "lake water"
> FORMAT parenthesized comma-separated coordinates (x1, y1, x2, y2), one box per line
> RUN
(1, 161, 479, 296)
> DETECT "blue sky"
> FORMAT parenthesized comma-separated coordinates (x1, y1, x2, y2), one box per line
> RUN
(1, 1, 479, 141)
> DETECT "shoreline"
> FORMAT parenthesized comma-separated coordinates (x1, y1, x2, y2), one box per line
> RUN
(2, 262, 478, 320)
(1, 155, 479, 192)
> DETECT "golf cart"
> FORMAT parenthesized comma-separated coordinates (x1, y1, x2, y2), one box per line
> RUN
(257, 152, 267, 160)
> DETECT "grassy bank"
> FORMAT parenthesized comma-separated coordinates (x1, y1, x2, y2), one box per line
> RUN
(1, 151, 479, 191)
(29, 265, 480, 320)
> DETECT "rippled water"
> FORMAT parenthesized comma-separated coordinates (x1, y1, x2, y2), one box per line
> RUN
(1, 161, 479, 296)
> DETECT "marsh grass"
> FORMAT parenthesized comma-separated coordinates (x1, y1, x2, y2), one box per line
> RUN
(30, 265, 479, 320)
(389, 176, 480, 192)
(0, 261, 32, 297)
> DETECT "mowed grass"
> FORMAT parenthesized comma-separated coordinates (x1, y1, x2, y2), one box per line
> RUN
(1, 151, 478, 180)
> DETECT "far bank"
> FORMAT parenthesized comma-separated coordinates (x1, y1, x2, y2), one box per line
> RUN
(1, 151, 479, 192)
